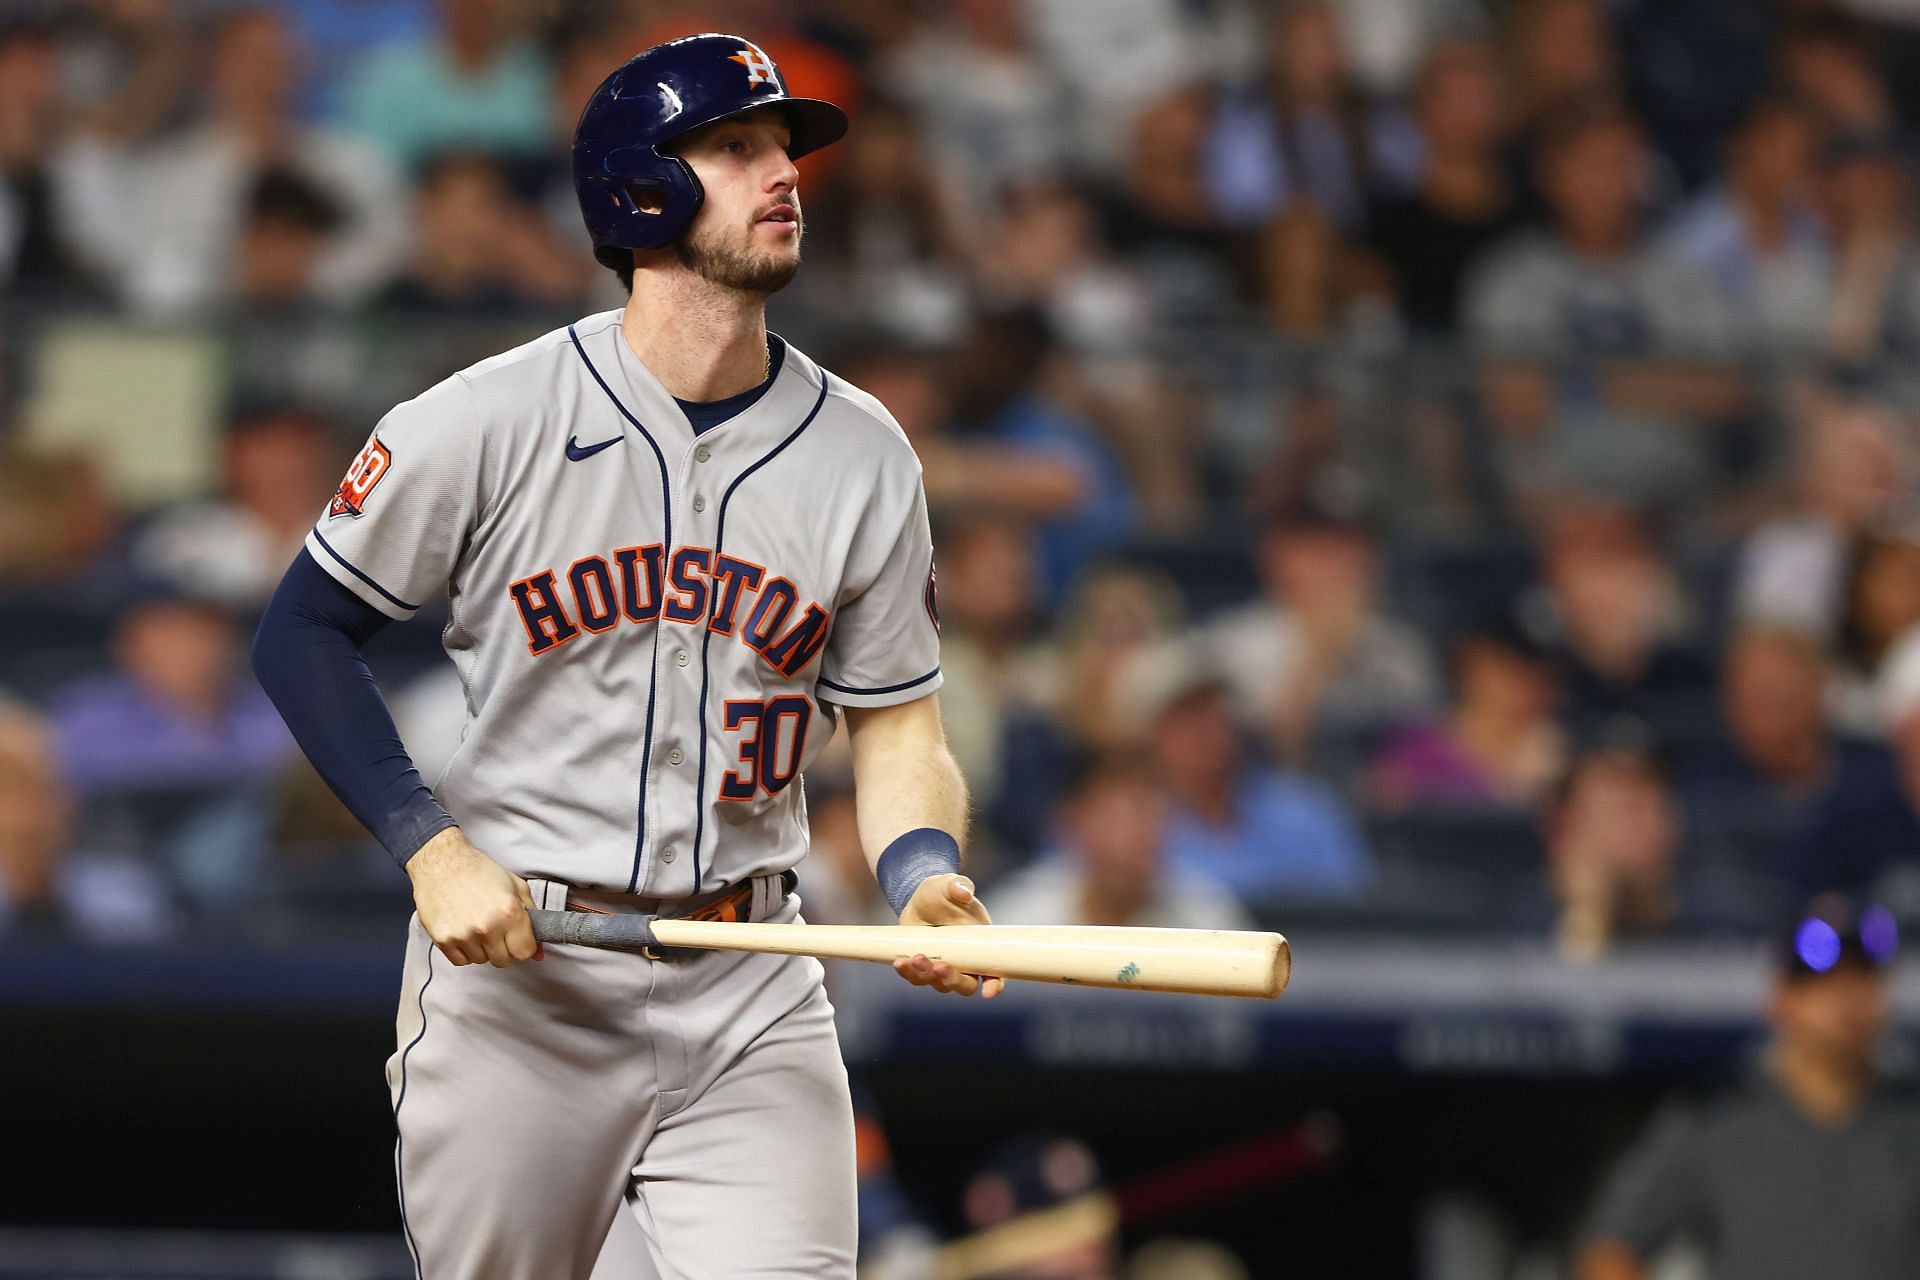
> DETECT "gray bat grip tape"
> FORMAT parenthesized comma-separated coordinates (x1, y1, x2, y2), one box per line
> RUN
(527, 909, 665, 953)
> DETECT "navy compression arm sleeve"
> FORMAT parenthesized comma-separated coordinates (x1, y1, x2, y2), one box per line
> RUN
(252, 548, 456, 864)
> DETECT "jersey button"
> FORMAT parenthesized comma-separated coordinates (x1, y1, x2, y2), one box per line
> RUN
(661, 848, 677, 863)
(675, 650, 690, 667)
(692, 495, 707, 512)
(668, 747, 684, 765)
(695, 445, 711, 463)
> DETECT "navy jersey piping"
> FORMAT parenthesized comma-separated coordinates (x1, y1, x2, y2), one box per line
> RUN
(816, 666, 941, 697)
(392, 936, 435, 1278)
(311, 528, 422, 613)
(569, 323, 673, 893)
(688, 376, 831, 890)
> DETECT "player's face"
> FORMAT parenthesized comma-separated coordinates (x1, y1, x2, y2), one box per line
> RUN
(672, 108, 804, 295)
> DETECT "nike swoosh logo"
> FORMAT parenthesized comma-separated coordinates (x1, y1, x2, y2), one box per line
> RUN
(566, 435, 623, 462)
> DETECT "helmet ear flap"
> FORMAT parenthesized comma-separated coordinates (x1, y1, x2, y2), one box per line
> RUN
(580, 154, 705, 252)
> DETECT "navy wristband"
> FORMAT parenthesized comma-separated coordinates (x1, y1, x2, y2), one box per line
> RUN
(876, 828, 962, 916)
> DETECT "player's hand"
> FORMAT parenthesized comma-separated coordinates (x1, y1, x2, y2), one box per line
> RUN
(894, 874, 1004, 999)
(405, 827, 544, 968)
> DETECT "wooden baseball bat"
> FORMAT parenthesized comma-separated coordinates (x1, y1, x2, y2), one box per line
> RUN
(528, 913, 1290, 999)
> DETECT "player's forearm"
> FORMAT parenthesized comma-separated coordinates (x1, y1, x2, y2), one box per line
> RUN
(842, 697, 970, 860)
(252, 549, 455, 864)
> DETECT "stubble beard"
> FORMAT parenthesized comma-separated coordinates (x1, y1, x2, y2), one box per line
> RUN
(676, 220, 802, 295)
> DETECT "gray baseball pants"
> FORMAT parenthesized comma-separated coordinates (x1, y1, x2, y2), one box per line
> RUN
(386, 882, 857, 1279)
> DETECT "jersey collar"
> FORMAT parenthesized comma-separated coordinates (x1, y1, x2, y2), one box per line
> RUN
(602, 315, 817, 454)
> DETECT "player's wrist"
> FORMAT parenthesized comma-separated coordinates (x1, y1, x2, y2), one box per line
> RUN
(875, 828, 962, 917)
(404, 824, 471, 878)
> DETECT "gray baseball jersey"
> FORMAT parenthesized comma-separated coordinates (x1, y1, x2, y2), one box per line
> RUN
(307, 308, 942, 895)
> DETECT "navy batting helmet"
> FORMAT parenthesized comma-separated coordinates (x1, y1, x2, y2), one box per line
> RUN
(573, 33, 848, 268)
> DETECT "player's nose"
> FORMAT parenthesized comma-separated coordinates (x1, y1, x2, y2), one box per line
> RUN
(764, 147, 799, 193)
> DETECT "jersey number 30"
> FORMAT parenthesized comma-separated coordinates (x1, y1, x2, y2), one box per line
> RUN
(719, 696, 811, 801)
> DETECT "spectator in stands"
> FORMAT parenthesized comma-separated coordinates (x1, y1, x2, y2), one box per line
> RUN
(278, 0, 432, 121)
(130, 402, 341, 609)
(1363, 38, 1522, 335)
(48, 581, 294, 902)
(1257, 201, 1364, 346)
(1533, 503, 1712, 741)
(376, 151, 583, 315)
(337, 0, 550, 170)
(1542, 746, 1685, 959)
(993, 751, 1253, 930)
(1208, 485, 1439, 768)
(49, 582, 292, 804)
(984, 178, 1154, 355)
(1834, 524, 1920, 730)
(49, 0, 194, 150)
(1501, 0, 1622, 144)
(1369, 614, 1566, 811)
(1778, 15, 1896, 137)
(1576, 898, 1920, 1280)
(0, 694, 171, 941)
(1104, 82, 1235, 296)
(231, 165, 345, 313)
(0, 18, 96, 297)
(946, 308, 1138, 593)
(801, 96, 969, 345)
(1817, 130, 1920, 373)
(1794, 633, 1920, 900)
(1105, 80, 1221, 257)
(1327, 0, 1492, 97)
(0, 442, 122, 595)
(1731, 389, 1910, 641)
(1658, 97, 1830, 359)
(62, 5, 406, 318)
(882, 0, 1068, 227)
(834, 341, 1084, 528)
(1045, 564, 1187, 753)
(1202, 0, 1416, 232)
(925, 511, 1063, 862)
(1608, 0, 1775, 189)
(1133, 644, 1373, 904)
(1684, 627, 1898, 910)
(1023, 0, 1199, 173)
(1465, 103, 1747, 510)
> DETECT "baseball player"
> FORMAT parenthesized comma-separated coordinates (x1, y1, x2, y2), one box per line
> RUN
(253, 34, 998, 1280)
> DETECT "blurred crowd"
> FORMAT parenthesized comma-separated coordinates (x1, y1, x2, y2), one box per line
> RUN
(10, 0, 1920, 965)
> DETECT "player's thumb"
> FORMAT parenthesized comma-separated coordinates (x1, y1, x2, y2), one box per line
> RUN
(948, 876, 975, 904)
(513, 875, 535, 908)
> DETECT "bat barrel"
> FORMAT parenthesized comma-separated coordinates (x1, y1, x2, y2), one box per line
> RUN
(648, 920, 1292, 1000)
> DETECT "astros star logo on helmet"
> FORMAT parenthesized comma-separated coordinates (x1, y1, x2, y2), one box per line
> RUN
(730, 44, 778, 87)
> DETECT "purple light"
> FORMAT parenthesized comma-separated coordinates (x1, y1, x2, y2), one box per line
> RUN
(1795, 918, 1843, 973)
(1862, 906, 1900, 964)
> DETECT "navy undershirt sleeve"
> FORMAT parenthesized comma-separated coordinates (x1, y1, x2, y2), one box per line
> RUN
(251, 548, 455, 865)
